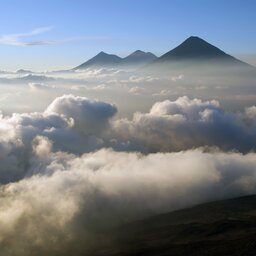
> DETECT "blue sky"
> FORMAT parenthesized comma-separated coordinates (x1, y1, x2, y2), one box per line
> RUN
(0, 0, 255, 70)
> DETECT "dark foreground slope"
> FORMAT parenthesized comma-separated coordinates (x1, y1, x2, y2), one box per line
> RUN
(90, 195, 256, 256)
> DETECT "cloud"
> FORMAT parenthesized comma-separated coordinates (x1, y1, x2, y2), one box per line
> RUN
(45, 94, 117, 135)
(245, 106, 256, 120)
(171, 74, 183, 81)
(2, 94, 256, 184)
(0, 26, 53, 46)
(125, 75, 160, 83)
(129, 86, 145, 95)
(0, 147, 256, 255)
(149, 96, 220, 115)
(0, 94, 256, 254)
(0, 27, 109, 46)
(29, 83, 54, 92)
(112, 96, 256, 152)
(7, 74, 55, 83)
(0, 95, 118, 183)
(2, 95, 256, 185)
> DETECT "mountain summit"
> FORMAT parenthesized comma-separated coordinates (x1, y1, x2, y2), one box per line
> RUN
(122, 50, 157, 65)
(74, 36, 252, 70)
(74, 50, 157, 70)
(74, 51, 122, 69)
(154, 36, 250, 66)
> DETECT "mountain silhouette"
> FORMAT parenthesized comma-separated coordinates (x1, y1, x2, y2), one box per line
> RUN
(153, 36, 251, 67)
(122, 50, 157, 65)
(74, 36, 253, 70)
(74, 50, 157, 70)
(74, 51, 122, 69)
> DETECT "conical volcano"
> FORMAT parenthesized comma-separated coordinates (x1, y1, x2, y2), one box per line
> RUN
(74, 51, 122, 69)
(154, 36, 250, 67)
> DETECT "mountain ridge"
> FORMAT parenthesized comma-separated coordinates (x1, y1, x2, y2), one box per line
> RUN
(74, 50, 157, 70)
(123, 50, 157, 64)
(73, 36, 254, 70)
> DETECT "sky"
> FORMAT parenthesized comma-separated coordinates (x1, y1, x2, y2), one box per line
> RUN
(0, 0, 256, 70)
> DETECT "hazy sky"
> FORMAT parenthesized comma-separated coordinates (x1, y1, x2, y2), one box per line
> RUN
(0, 0, 256, 70)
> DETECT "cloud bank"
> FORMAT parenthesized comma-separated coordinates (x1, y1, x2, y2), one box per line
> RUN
(1, 147, 256, 255)
(113, 96, 256, 152)
(0, 94, 256, 254)
(1, 94, 256, 184)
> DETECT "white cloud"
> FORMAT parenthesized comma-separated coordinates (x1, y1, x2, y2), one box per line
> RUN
(0, 147, 256, 254)
(45, 94, 117, 135)
(129, 86, 145, 95)
(171, 74, 183, 81)
(245, 105, 256, 120)
(112, 96, 256, 152)
(0, 27, 109, 46)
(29, 83, 54, 92)
(0, 26, 53, 46)
(0, 94, 255, 254)
(1, 94, 256, 184)
(149, 96, 220, 116)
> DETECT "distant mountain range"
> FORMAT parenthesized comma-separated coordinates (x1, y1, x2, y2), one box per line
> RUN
(73, 36, 253, 70)
(74, 50, 157, 69)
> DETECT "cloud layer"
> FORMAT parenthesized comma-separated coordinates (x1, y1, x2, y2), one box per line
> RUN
(1, 146, 256, 255)
(113, 96, 256, 152)
(2, 94, 256, 184)
(0, 94, 256, 254)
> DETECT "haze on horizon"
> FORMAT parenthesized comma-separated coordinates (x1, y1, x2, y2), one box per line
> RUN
(0, 1, 256, 256)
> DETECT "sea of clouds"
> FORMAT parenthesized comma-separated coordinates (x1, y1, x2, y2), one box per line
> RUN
(0, 68, 256, 255)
